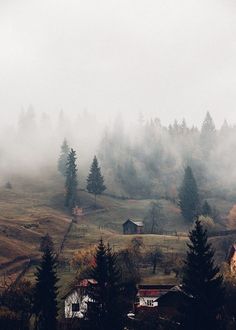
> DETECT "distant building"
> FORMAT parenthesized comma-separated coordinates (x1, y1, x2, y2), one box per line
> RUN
(227, 244, 236, 272)
(63, 279, 96, 319)
(133, 284, 189, 321)
(72, 206, 83, 221)
(123, 219, 144, 235)
(136, 284, 175, 308)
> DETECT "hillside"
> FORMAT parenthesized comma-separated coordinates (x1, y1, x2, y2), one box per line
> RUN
(0, 172, 234, 294)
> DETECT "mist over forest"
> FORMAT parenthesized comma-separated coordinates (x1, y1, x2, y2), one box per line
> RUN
(1, 107, 236, 203)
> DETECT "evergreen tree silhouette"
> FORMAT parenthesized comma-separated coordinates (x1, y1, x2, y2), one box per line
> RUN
(65, 148, 78, 209)
(87, 156, 106, 207)
(182, 220, 224, 330)
(87, 240, 124, 330)
(58, 139, 70, 176)
(179, 166, 199, 221)
(34, 246, 59, 330)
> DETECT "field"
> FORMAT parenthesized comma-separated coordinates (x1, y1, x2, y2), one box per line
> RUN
(0, 171, 234, 313)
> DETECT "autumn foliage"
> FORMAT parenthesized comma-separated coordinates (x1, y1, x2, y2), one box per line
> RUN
(71, 246, 96, 270)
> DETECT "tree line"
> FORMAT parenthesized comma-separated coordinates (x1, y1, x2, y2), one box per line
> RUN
(99, 112, 236, 199)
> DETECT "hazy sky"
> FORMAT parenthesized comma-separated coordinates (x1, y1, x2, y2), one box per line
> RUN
(1, 0, 236, 127)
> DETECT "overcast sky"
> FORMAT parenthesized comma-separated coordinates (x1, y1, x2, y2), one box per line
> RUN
(0, 0, 236, 127)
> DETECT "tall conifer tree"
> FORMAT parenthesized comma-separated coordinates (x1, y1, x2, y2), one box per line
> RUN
(87, 240, 124, 330)
(182, 220, 224, 330)
(200, 112, 216, 157)
(201, 111, 216, 134)
(65, 149, 78, 209)
(179, 166, 199, 222)
(34, 246, 59, 330)
(87, 156, 106, 207)
(202, 200, 212, 217)
(58, 139, 70, 176)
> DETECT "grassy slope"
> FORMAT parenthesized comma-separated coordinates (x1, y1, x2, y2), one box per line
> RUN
(0, 174, 70, 269)
(0, 172, 233, 302)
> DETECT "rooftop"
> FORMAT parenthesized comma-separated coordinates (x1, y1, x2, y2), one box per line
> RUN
(123, 219, 144, 227)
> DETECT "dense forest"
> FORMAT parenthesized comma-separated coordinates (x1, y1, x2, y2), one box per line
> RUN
(99, 112, 236, 200)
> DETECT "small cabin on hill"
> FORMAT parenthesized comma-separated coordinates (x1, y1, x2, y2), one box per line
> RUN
(123, 219, 144, 235)
(227, 244, 236, 273)
(63, 279, 97, 319)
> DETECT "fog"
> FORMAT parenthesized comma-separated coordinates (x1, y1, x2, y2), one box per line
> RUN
(1, 1, 236, 198)
(0, 108, 236, 204)
(1, 0, 236, 127)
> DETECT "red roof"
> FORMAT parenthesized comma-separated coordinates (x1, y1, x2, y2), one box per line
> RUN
(138, 289, 170, 298)
(79, 279, 97, 287)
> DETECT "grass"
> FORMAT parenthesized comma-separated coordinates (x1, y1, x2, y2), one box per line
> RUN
(0, 171, 234, 314)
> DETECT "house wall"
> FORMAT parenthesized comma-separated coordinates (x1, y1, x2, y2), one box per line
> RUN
(65, 290, 91, 318)
(123, 222, 137, 235)
(137, 226, 143, 234)
(139, 296, 158, 307)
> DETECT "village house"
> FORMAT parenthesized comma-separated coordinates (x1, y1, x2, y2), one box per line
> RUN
(123, 219, 144, 235)
(135, 284, 175, 308)
(132, 284, 189, 321)
(227, 244, 236, 273)
(63, 279, 96, 319)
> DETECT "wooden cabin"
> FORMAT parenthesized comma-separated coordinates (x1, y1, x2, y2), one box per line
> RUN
(123, 219, 144, 235)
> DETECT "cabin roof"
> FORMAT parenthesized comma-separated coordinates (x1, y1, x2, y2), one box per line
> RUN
(123, 219, 144, 227)
(138, 285, 175, 298)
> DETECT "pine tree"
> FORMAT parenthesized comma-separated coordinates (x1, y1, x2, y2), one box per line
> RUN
(65, 148, 78, 209)
(202, 200, 212, 217)
(201, 111, 216, 134)
(179, 166, 199, 222)
(87, 239, 108, 330)
(40, 233, 54, 253)
(34, 246, 59, 330)
(87, 240, 124, 330)
(58, 139, 70, 176)
(182, 220, 224, 330)
(87, 156, 106, 207)
(200, 112, 216, 157)
(106, 245, 123, 330)
(220, 119, 229, 135)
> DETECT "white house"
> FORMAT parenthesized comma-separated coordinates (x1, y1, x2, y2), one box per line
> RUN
(63, 279, 97, 319)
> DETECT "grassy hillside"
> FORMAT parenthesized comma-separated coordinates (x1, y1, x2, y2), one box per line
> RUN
(0, 171, 234, 299)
